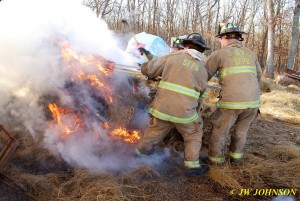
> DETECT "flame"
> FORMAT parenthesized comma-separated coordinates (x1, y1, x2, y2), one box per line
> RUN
(61, 43, 94, 65)
(110, 128, 141, 143)
(48, 103, 142, 143)
(61, 43, 114, 75)
(60, 44, 114, 103)
(100, 122, 110, 129)
(86, 74, 113, 103)
(97, 64, 113, 76)
(48, 103, 65, 125)
(48, 103, 85, 138)
(47, 42, 142, 144)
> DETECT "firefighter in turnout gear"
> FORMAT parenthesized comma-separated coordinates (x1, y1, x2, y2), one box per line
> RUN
(171, 37, 185, 52)
(205, 23, 262, 165)
(136, 33, 210, 176)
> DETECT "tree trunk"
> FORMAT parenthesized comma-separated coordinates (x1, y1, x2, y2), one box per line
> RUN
(287, 0, 300, 70)
(213, 0, 220, 50)
(245, 2, 258, 46)
(152, 0, 157, 33)
(264, 0, 275, 78)
(277, 15, 282, 73)
(259, 27, 268, 69)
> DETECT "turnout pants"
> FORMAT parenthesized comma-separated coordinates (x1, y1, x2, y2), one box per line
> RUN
(136, 117, 203, 167)
(208, 108, 258, 163)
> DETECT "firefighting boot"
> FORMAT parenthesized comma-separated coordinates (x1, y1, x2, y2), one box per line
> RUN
(208, 156, 225, 166)
(184, 160, 209, 176)
(230, 157, 244, 165)
(229, 151, 244, 165)
(184, 165, 209, 176)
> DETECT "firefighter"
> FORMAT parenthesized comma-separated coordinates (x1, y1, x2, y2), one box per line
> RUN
(135, 33, 210, 176)
(205, 23, 262, 165)
(171, 37, 184, 52)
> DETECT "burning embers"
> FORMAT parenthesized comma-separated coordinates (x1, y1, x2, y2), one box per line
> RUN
(48, 103, 141, 143)
(48, 103, 85, 137)
(47, 43, 143, 144)
(105, 124, 141, 144)
(100, 121, 141, 143)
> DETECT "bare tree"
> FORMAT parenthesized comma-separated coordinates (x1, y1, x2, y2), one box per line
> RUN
(259, 26, 268, 67)
(264, 0, 281, 78)
(264, 0, 275, 78)
(84, 0, 117, 19)
(245, 1, 260, 45)
(287, 0, 300, 70)
(83, 0, 297, 75)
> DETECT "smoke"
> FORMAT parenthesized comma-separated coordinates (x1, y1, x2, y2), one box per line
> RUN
(0, 0, 169, 172)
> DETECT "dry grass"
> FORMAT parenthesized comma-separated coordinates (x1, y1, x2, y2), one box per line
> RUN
(260, 79, 300, 123)
(208, 165, 242, 189)
(1, 77, 300, 201)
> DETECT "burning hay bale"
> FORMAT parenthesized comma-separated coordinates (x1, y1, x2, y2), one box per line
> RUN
(108, 76, 150, 127)
(28, 41, 155, 173)
(0, 1, 299, 200)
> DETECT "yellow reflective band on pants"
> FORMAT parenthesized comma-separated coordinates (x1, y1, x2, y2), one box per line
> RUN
(217, 100, 260, 109)
(209, 156, 225, 164)
(200, 91, 208, 98)
(149, 108, 198, 124)
(184, 160, 200, 168)
(229, 151, 243, 159)
(158, 81, 200, 99)
(219, 66, 257, 77)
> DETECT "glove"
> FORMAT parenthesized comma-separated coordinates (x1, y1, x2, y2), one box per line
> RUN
(138, 47, 153, 61)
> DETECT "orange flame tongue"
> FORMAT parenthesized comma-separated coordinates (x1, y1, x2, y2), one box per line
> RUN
(48, 43, 142, 143)
(60, 44, 114, 103)
(48, 104, 142, 143)
(110, 128, 141, 143)
(60, 43, 114, 75)
(48, 103, 62, 124)
(48, 103, 86, 138)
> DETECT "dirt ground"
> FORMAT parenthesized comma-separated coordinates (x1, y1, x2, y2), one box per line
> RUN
(0, 78, 299, 201)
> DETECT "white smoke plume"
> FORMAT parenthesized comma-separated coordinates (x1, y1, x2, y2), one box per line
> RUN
(0, 0, 171, 172)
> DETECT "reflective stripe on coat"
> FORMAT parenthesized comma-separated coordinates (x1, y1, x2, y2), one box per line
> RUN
(141, 49, 208, 123)
(205, 40, 262, 109)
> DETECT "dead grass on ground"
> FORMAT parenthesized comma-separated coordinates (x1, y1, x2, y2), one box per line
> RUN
(1, 77, 300, 201)
(259, 78, 300, 124)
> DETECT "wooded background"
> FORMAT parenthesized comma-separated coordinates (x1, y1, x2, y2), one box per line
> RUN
(83, 0, 300, 78)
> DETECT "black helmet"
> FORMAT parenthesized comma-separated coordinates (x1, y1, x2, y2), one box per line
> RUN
(216, 23, 246, 38)
(182, 33, 210, 50)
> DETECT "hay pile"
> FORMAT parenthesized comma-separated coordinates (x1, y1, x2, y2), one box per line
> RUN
(260, 78, 300, 123)
(1, 78, 300, 201)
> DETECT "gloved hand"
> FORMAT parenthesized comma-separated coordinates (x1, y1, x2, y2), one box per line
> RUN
(138, 47, 153, 61)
